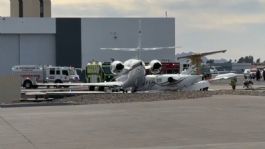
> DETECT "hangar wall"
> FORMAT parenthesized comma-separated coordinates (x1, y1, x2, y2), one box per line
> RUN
(0, 35, 19, 75)
(0, 34, 56, 75)
(0, 18, 56, 75)
(0, 17, 55, 33)
(19, 34, 55, 65)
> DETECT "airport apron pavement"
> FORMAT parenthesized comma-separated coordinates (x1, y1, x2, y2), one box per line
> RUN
(1, 95, 265, 149)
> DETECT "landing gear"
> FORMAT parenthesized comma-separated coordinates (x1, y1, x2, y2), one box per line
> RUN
(89, 86, 95, 91)
(131, 87, 137, 93)
(202, 87, 208, 91)
(98, 86, 105, 91)
(200, 87, 208, 91)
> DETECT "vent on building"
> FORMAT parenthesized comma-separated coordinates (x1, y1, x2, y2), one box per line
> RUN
(39, 0, 44, 17)
(18, 0, 23, 17)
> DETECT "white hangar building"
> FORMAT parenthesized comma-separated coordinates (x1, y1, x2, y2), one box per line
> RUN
(0, 17, 175, 75)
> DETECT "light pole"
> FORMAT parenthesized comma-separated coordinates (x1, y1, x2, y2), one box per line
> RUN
(18, 34, 21, 65)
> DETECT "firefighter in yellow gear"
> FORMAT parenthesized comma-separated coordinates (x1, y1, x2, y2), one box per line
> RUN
(230, 77, 237, 90)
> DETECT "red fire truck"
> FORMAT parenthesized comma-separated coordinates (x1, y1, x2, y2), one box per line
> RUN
(146, 62, 180, 74)
(160, 62, 180, 74)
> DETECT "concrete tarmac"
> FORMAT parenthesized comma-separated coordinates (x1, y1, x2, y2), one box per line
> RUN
(1, 95, 265, 149)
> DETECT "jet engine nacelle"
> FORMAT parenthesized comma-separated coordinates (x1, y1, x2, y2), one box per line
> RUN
(149, 60, 162, 74)
(111, 61, 124, 74)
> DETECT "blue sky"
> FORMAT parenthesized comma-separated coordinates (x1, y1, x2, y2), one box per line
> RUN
(1, 0, 265, 61)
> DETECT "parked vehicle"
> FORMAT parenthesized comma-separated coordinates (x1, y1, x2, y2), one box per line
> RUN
(86, 61, 104, 83)
(12, 65, 80, 89)
(201, 65, 212, 80)
(244, 68, 257, 79)
(85, 61, 115, 91)
(101, 62, 115, 82)
(160, 62, 180, 74)
(210, 66, 230, 74)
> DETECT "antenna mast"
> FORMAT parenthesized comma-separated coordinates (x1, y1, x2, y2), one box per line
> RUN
(137, 20, 142, 59)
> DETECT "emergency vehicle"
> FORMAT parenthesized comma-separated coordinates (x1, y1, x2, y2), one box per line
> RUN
(145, 62, 180, 75)
(160, 62, 180, 74)
(12, 65, 80, 89)
(101, 62, 115, 82)
(85, 61, 114, 83)
(85, 61, 115, 91)
(85, 61, 103, 83)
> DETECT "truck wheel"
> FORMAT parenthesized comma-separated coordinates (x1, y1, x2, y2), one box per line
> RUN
(89, 86, 95, 91)
(98, 86, 105, 91)
(23, 80, 32, 89)
(32, 85, 38, 89)
(203, 87, 209, 91)
(54, 80, 63, 88)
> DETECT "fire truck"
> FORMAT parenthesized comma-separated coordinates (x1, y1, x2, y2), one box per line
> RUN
(12, 65, 80, 89)
(86, 61, 104, 83)
(160, 62, 180, 74)
(145, 62, 180, 75)
(85, 61, 114, 91)
(85, 61, 114, 83)
(101, 62, 115, 82)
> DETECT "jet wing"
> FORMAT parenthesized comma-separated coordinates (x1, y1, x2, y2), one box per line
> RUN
(142, 46, 175, 51)
(101, 46, 175, 51)
(210, 73, 239, 81)
(100, 48, 137, 51)
(177, 50, 227, 59)
(146, 74, 185, 86)
(37, 81, 123, 87)
(199, 50, 227, 57)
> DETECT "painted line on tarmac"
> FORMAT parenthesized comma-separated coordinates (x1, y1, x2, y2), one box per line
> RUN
(0, 102, 77, 108)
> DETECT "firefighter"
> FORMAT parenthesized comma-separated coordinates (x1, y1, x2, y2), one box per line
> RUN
(230, 77, 237, 90)
(263, 69, 265, 81)
(256, 69, 261, 81)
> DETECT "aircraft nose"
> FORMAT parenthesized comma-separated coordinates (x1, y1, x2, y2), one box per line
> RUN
(133, 61, 143, 68)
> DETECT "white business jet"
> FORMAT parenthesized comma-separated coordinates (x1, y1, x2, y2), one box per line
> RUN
(101, 59, 209, 92)
(93, 60, 237, 92)
(39, 59, 237, 92)
(66, 59, 237, 92)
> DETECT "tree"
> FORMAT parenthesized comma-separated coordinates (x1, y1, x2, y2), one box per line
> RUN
(237, 56, 254, 64)
(256, 58, 261, 64)
(237, 57, 244, 63)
